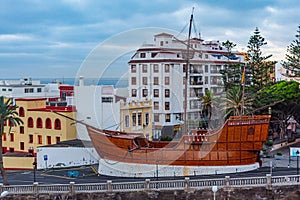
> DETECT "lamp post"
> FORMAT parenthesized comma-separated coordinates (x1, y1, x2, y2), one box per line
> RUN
(212, 186, 218, 200)
(32, 161, 37, 182)
(156, 159, 159, 181)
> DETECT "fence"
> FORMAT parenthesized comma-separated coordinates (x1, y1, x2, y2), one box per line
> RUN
(1, 174, 300, 196)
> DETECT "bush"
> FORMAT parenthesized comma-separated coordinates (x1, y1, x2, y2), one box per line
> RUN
(265, 141, 273, 146)
(160, 136, 173, 141)
(276, 152, 283, 156)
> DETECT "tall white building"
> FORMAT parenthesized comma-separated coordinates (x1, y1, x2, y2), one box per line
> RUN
(127, 33, 244, 139)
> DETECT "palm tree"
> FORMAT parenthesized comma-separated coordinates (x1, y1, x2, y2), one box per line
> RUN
(220, 86, 252, 118)
(200, 90, 213, 121)
(0, 96, 23, 185)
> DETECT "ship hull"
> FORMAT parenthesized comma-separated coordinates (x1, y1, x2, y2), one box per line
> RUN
(87, 115, 270, 176)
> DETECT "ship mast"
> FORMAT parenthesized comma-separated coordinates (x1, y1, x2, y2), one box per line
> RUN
(183, 8, 194, 135)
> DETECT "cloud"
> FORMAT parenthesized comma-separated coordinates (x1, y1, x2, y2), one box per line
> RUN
(0, 0, 299, 78)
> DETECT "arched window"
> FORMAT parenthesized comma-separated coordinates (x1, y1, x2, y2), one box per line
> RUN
(37, 118, 43, 128)
(54, 119, 61, 130)
(28, 117, 34, 128)
(45, 118, 52, 129)
(19, 107, 25, 117)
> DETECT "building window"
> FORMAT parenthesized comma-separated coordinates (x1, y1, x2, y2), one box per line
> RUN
(154, 114, 160, 122)
(19, 107, 25, 117)
(142, 89, 148, 97)
(165, 89, 170, 98)
(56, 137, 61, 143)
(47, 136, 51, 145)
(165, 64, 170, 72)
(154, 89, 159, 97)
(125, 115, 130, 127)
(165, 114, 171, 122)
(205, 65, 209, 73)
(142, 65, 147, 73)
(165, 102, 170, 110)
(28, 117, 34, 128)
(145, 113, 149, 126)
(8, 118, 15, 127)
(10, 133, 14, 142)
(183, 64, 186, 73)
(154, 102, 159, 110)
(20, 142, 24, 150)
(20, 126, 24, 134)
(140, 53, 146, 58)
(153, 64, 159, 73)
(29, 135, 33, 143)
(205, 76, 208, 84)
(38, 135, 42, 144)
(131, 89, 137, 97)
(37, 118, 43, 128)
(102, 97, 113, 103)
(3, 133, 6, 141)
(160, 41, 163, 46)
(138, 113, 142, 126)
(132, 113, 136, 126)
(142, 77, 147, 85)
(37, 88, 42, 93)
(131, 65, 136, 73)
(205, 54, 209, 59)
(45, 118, 52, 129)
(24, 88, 34, 93)
(165, 77, 170, 85)
(9, 148, 14, 153)
(2, 88, 6, 91)
(153, 77, 159, 85)
(54, 119, 61, 130)
(131, 77, 136, 85)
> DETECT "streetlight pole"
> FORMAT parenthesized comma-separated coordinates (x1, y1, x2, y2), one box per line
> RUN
(32, 161, 37, 182)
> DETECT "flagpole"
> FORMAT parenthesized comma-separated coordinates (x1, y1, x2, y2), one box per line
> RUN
(241, 65, 246, 116)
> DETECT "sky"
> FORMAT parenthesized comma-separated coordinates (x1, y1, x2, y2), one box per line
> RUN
(0, 0, 299, 79)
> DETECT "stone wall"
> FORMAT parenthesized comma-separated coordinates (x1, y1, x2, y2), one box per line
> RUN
(3, 185, 300, 200)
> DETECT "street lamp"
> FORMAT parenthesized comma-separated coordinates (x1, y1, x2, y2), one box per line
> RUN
(156, 159, 159, 181)
(212, 186, 218, 200)
(0, 191, 9, 198)
(32, 161, 37, 182)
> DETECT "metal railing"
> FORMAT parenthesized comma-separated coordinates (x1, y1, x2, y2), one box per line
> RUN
(1, 174, 300, 195)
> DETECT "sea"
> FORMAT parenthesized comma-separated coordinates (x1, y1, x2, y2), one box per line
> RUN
(32, 77, 128, 88)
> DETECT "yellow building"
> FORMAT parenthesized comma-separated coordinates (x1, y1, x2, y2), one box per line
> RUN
(2, 98, 76, 159)
(120, 100, 153, 140)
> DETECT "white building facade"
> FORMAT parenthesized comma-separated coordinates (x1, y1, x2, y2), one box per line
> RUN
(0, 78, 60, 99)
(128, 33, 244, 139)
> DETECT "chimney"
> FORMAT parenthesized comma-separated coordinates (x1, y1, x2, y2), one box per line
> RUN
(79, 76, 84, 86)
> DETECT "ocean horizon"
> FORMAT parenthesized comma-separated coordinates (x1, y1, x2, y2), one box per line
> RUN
(1, 77, 128, 88)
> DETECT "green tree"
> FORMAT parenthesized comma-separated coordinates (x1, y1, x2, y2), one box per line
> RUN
(220, 40, 244, 91)
(260, 81, 300, 139)
(0, 97, 23, 185)
(282, 25, 300, 77)
(200, 90, 213, 121)
(247, 27, 276, 91)
(220, 86, 253, 118)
